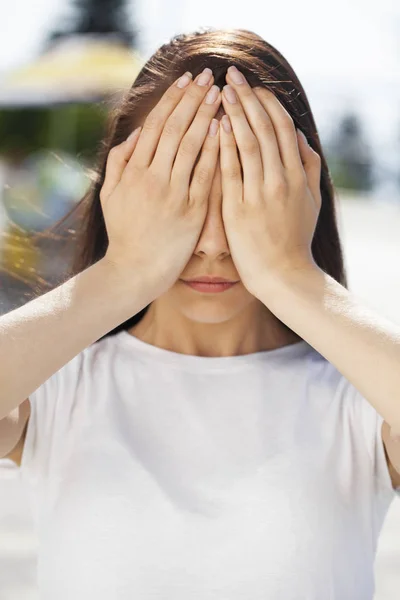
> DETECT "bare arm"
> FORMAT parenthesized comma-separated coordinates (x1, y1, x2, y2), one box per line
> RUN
(0, 258, 153, 420)
(0, 66, 221, 422)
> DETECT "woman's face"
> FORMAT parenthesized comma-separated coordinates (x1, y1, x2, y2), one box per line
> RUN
(154, 158, 262, 325)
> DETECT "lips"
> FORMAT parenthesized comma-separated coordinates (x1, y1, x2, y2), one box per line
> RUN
(182, 280, 239, 294)
(183, 276, 238, 283)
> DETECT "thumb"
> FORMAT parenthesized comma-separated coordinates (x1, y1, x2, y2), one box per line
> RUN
(100, 126, 142, 203)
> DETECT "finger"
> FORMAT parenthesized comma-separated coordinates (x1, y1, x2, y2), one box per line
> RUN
(296, 129, 322, 212)
(252, 86, 303, 173)
(225, 67, 283, 182)
(125, 71, 193, 172)
(100, 127, 142, 202)
(151, 69, 215, 175)
(187, 118, 220, 208)
(170, 87, 222, 187)
(221, 84, 264, 187)
(219, 115, 243, 207)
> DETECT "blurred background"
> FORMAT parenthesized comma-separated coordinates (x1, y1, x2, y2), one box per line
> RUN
(0, 0, 400, 598)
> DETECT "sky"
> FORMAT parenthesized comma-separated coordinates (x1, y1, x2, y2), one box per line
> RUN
(1, 0, 400, 171)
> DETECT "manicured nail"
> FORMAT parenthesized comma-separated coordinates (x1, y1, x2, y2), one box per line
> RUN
(221, 115, 232, 133)
(197, 67, 213, 86)
(176, 72, 192, 88)
(208, 118, 219, 137)
(223, 85, 237, 104)
(228, 66, 245, 84)
(205, 85, 219, 104)
(126, 126, 141, 141)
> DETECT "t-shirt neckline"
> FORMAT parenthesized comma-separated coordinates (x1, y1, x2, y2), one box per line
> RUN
(112, 329, 312, 372)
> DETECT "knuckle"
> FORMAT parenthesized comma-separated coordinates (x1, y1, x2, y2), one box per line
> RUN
(185, 84, 203, 101)
(291, 169, 307, 188)
(163, 86, 180, 103)
(201, 136, 216, 152)
(257, 118, 275, 135)
(242, 138, 259, 155)
(145, 167, 163, 188)
(179, 135, 198, 157)
(270, 176, 288, 196)
(163, 115, 181, 137)
(123, 162, 141, 179)
(143, 111, 162, 132)
(280, 113, 295, 132)
(193, 165, 211, 186)
(195, 104, 211, 119)
(187, 193, 205, 211)
(226, 166, 242, 180)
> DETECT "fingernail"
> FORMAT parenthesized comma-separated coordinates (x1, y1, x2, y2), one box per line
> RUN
(197, 67, 213, 86)
(223, 85, 237, 104)
(205, 85, 219, 105)
(208, 118, 219, 137)
(176, 72, 192, 88)
(221, 115, 232, 133)
(126, 126, 141, 141)
(228, 66, 245, 84)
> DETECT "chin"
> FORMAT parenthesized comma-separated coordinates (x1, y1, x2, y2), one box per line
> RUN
(175, 295, 257, 325)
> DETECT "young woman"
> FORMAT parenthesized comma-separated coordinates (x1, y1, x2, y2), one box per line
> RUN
(1, 28, 400, 599)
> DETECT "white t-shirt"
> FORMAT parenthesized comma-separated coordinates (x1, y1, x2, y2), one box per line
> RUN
(19, 329, 397, 599)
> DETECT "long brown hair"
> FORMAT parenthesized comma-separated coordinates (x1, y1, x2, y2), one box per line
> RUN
(28, 27, 347, 342)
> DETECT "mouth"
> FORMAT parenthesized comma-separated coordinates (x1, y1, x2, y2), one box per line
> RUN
(181, 277, 239, 284)
(180, 279, 239, 294)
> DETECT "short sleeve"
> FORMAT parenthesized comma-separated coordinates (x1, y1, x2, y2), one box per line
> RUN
(342, 379, 398, 536)
(19, 352, 84, 487)
(354, 390, 398, 496)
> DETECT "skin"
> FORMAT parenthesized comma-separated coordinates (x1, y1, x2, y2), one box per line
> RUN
(6, 68, 400, 490)
(127, 155, 301, 358)
(126, 88, 301, 358)
(124, 66, 400, 491)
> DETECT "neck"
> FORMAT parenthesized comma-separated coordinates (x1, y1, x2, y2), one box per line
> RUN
(127, 300, 301, 358)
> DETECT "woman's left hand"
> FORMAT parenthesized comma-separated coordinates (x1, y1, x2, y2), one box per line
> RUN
(219, 66, 322, 299)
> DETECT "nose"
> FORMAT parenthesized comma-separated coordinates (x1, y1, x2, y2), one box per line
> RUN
(193, 163, 231, 261)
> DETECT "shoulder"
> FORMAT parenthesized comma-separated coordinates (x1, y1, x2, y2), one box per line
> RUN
(315, 358, 399, 497)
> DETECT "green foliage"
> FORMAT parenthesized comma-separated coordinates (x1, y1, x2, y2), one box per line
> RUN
(0, 109, 49, 159)
(328, 158, 360, 191)
(0, 103, 109, 163)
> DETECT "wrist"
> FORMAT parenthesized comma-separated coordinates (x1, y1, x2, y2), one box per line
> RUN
(95, 257, 156, 313)
(253, 261, 321, 303)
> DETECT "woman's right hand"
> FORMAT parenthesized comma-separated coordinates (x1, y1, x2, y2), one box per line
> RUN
(100, 67, 222, 298)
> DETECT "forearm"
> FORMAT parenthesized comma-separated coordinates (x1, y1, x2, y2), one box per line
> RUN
(0, 258, 152, 419)
(260, 266, 400, 431)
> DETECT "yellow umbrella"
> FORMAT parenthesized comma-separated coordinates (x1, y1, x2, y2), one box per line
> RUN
(0, 35, 144, 106)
